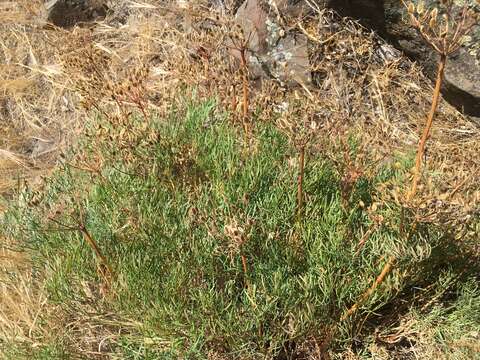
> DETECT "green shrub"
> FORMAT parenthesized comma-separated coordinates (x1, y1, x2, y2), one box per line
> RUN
(2, 101, 479, 359)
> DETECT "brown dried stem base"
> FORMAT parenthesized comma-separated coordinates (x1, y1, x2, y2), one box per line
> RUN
(408, 54, 447, 201)
(297, 145, 306, 222)
(341, 256, 395, 321)
(79, 225, 113, 282)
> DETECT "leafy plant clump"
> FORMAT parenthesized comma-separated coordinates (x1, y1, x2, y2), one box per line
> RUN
(2, 100, 479, 359)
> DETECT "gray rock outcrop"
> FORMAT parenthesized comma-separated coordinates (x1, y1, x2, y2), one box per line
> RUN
(234, 0, 312, 86)
(384, 0, 480, 118)
(231, 0, 480, 117)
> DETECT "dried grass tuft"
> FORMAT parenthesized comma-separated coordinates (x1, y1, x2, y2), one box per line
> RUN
(0, 235, 53, 354)
(0, 0, 82, 200)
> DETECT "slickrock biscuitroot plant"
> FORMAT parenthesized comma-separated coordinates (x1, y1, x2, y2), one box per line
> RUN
(405, 0, 479, 201)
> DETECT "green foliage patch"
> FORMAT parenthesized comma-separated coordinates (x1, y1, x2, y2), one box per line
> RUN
(2, 101, 479, 359)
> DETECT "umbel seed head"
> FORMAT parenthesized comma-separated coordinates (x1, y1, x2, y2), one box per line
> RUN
(417, 1, 425, 14)
(408, 2, 415, 14)
(430, 8, 438, 27)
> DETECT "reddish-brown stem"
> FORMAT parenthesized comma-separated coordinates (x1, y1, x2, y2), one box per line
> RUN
(408, 54, 447, 200)
(241, 254, 249, 288)
(134, 96, 149, 122)
(239, 46, 249, 138)
(341, 256, 395, 321)
(231, 84, 237, 114)
(354, 224, 377, 256)
(297, 145, 306, 221)
(139, 104, 148, 122)
(79, 225, 113, 279)
(408, 53, 446, 201)
(241, 254, 248, 276)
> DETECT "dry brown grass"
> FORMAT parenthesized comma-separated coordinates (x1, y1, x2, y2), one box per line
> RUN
(0, 235, 54, 356)
(0, 0, 83, 203)
(0, 234, 146, 358)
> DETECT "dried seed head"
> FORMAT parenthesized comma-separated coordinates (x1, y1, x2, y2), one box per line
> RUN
(408, 2, 415, 14)
(471, 10, 480, 22)
(441, 14, 449, 36)
(417, 1, 425, 14)
(429, 8, 438, 27)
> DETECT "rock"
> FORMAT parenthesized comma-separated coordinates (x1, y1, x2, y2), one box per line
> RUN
(233, 0, 312, 86)
(28, 137, 56, 159)
(232, 0, 480, 117)
(442, 49, 480, 117)
(232, 0, 388, 86)
(45, 0, 108, 28)
(327, 0, 386, 34)
(384, 0, 480, 117)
